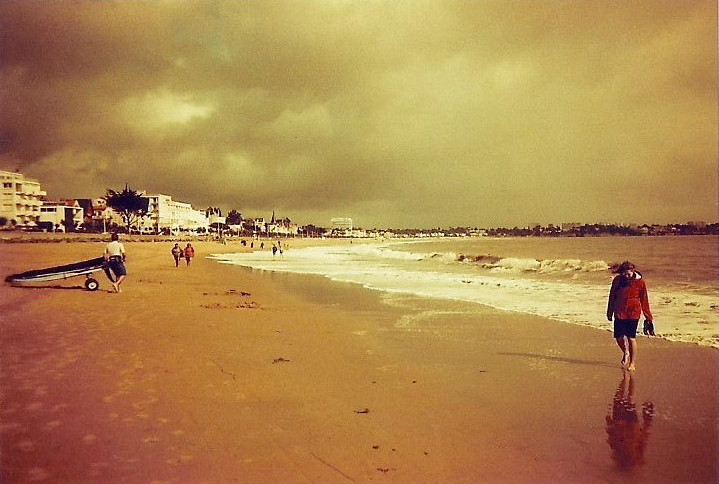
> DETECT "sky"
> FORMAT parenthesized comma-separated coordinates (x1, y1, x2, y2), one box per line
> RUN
(0, 0, 717, 229)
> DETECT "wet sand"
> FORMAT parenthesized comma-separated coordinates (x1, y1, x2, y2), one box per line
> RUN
(0, 239, 717, 483)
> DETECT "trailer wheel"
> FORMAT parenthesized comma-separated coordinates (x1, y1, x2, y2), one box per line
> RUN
(85, 278, 100, 291)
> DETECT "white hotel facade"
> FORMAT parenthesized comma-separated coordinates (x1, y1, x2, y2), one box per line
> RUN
(39, 199, 84, 231)
(1, 168, 209, 233)
(0, 169, 47, 227)
(138, 193, 209, 233)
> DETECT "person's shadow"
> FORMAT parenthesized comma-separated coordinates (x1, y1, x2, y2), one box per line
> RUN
(606, 370, 655, 470)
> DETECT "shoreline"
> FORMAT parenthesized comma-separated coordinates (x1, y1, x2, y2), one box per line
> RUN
(209, 239, 719, 350)
(1, 241, 717, 483)
(1, 232, 716, 244)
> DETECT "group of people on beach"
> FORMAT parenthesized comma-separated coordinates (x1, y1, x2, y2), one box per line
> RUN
(171, 243, 195, 267)
(103, 234, 655, 371)
(240, 238, 287, 259)
(99, 236, 659, 471)
(101, 235, 195, 293)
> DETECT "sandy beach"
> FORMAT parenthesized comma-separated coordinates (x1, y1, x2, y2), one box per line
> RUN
(0, 238, 717, 484)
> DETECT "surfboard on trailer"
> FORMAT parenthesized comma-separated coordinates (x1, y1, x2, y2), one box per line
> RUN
(4, 256, 108, 291)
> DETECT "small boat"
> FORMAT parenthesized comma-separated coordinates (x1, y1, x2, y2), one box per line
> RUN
(5, 256, 109, 291)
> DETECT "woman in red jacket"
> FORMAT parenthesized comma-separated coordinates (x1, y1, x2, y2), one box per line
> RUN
(184, 243, 195, 266)
(607, 261, 654, 371)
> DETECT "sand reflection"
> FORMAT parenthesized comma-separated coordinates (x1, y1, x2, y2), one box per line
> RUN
(606, 370, 655, 470)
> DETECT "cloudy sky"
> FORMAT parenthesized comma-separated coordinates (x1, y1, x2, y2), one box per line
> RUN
(1, 0, 716, 228)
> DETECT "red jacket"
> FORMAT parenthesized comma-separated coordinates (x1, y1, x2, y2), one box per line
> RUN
(607, 273, 653, 321)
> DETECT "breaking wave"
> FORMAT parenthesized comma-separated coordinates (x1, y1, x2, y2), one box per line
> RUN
(459, 254, 609, 274)
(355, 246, 609, 274)
(210, 240, 718, 349)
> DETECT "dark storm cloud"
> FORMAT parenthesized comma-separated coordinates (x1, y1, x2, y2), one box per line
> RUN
(1, 0, 716, 227)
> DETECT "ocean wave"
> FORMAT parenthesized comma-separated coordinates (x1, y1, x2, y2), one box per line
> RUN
(457, 254, 609, 274)
(458, 254, 502, 264)
(348, 245, 458, 263)
(351, 245, 609, 274)
(210, 243, 718, 349)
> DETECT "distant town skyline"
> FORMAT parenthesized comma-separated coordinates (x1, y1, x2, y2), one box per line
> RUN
(1, 1, 717, 229)
(4, 165, 712, 232)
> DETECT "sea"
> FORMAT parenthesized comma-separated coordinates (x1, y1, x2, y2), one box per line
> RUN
(210, 235, 719, 349)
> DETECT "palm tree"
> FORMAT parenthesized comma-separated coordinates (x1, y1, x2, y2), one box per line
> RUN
(105, 184, 148, 233)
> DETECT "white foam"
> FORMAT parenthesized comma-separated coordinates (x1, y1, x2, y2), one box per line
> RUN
(210, 243, 718, 348)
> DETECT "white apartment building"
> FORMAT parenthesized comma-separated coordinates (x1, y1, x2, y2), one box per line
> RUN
(0, 169, 47, 227)
(331, 217, 353, 230)
(38, 200, 84, 231)
(141, 194, 209, 233)
(330, 217, 353, 236)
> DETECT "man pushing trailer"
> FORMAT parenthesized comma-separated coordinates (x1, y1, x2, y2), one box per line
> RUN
(5, 256, 108, 291)
(104, 233, 127, 293)
(5, 233, 128, 292)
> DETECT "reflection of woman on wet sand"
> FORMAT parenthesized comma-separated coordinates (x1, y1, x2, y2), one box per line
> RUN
(606, 371, 654, 470)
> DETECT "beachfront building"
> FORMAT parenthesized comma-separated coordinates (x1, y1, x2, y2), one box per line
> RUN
(330, 217, 353, 237)
(249, 218, 267, 236)
(38, 200, 84, 232)
(347, 228, 368, 238)
(331, 217, 353, 230)
(267, 211, 298, 237)
(141, 194, 209, 233)
(77, 198, 118, 232)
(273, 222, 299, 236)
(0, 169, 47, 228)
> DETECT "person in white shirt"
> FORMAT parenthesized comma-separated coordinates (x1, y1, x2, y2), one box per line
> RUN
(104, 233, 127, 292)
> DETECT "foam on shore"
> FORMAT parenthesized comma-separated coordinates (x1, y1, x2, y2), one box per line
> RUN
(211, 243, 719, 348)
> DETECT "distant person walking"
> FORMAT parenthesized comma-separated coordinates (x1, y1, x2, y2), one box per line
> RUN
(104, 233, 127, 293)
(171, 243, 182, 267)
(184, 243, 195, 266)
(607, 261, 654, 371)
